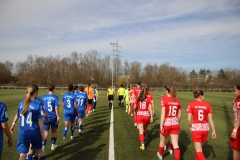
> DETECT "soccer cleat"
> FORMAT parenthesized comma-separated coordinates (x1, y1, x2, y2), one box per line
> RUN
(70, 136, 74, 140)
(63, 137, 67, 144)
(134, 123, 137, 127)
(168, 148, 173, 155)
(32, 155, 38, 160)
(140, 145, 145, 150)
(51, 144, 58, 151)
(42, 147, 45, 155)
(157, 152, 163, 160)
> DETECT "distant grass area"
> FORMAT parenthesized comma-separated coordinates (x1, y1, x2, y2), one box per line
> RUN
(1, 89, 235, 160)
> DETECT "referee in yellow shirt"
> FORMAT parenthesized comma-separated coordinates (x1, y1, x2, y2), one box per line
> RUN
(107, 85, 115, 110)
(117, 84, 125, 109)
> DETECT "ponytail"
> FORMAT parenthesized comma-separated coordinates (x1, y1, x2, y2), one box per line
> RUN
(21, 85, 36, 115)
(137, 86, 147, 102)
(165, 84, 177, 101)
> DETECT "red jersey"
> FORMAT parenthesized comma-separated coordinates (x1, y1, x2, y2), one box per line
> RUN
(146, 92, 154, 101)
(187, 100, 212, 132)
(187, 100, 212, 123)
(233, 98, 240, 126)
(161, 95, 181, 126)
(133, 86, 141, 99)
(161, 95, 181, 118)
(135, 98, 151, 116)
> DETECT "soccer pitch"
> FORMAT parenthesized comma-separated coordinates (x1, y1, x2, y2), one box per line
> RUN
(1, 89, 234, 160)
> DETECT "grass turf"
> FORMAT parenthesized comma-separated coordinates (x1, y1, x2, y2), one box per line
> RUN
(1, 89, 235, 160)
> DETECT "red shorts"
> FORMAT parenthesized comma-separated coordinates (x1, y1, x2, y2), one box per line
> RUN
(230, 126, 240, 150)
(160, 125, 180, 137)
(191, 131, 209, 143)
(137, 115, 150, 127)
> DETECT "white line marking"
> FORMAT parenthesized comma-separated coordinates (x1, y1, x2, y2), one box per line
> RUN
(108, 105, 115, 160)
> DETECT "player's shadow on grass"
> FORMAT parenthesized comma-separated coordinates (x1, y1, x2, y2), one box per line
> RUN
(178, 131, 191, 160)
(202, 142, 216, 159)
(222, 101, 233, 160)
(145, 123, 159, 148)
(45, 105, 110, 160)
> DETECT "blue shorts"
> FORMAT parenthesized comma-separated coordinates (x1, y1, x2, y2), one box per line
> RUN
(64, 110, 77, 121)
(17, 139, 42, 154)
(44, 118, 58, 131)
(78, 110, 85, 119)
(0, 139, 2, 159)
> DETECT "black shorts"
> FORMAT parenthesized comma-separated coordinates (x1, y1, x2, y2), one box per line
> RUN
(88, 99, 93, 104)
(118, 95, 124, 101)
(108, 95, 114, 101)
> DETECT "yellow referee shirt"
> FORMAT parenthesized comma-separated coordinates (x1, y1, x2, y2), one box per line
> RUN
(107, 88, 115, 95)
(118, 87, 125, 96)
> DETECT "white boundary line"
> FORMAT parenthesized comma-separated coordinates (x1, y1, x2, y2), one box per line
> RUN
(108, 105, 115, 160)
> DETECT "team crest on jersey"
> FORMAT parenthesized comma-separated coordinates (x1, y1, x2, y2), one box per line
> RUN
(5, 111, 8, 118)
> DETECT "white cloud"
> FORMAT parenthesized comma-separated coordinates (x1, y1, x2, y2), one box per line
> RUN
(0, 0, 239, 71)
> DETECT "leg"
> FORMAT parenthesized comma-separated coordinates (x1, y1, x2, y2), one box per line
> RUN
(138, 123, 145, 150)
(19, 154, 27, 160)
(63, 121, 69, 144)
(70, 120, 75, 139)
(51, 129, 58, 150)
(157, 133, 166, 159)
(78, 117, 83, 134)
(194, 142, 205, 160)
(26, 143, 35, 160)
(170, 134, 180, 160)
(233, 148, 240, 160)
(36, 149, 45, 160)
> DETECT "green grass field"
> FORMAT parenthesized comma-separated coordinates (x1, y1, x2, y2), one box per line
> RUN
(1, 89, 235, 160)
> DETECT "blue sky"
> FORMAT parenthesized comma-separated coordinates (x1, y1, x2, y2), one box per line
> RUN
(0, 0, 240, 72)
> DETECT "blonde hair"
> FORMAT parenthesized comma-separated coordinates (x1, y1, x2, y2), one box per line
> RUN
(20, 85, 36, 115)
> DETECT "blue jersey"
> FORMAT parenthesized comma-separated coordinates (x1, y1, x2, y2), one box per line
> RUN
(0, 102, 8, 156)
(62, 92, 76, 111)
(42, 94, 60, 120)
(17, 100, 43, 142)
(75, 92, 88, 111)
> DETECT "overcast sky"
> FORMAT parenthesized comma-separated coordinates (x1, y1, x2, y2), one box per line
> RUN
(0, 0, 240, 72)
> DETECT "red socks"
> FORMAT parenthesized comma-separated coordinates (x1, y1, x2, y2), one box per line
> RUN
(196, 152, 205, 160)
(174, 148, 180, 160)
(158, 146, 164, 155)
(139, 134, 144, 143)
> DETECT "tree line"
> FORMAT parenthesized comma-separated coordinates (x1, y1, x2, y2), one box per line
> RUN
(0, 50, 239, 88)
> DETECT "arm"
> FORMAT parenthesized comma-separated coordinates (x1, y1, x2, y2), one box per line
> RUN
(151, 100, 154, 116)
(43, 111, 49, 123)
(74, 103, 79, 118)
(208, 113, 217, 139)
(96, 90, 98, 101)
(187, 113, 192, 132)
(178, 109, 181, 122)
(231, 110, 240, 139)
(148, 104, 153, 123)
(38, 118, 45, 141)
(55, 107, 60, 124)
(10, 113, 19, 133)
(2, 122, 13, 147)
(160, 107, 165, 133)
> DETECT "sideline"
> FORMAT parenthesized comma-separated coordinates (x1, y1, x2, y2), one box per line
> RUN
(108, 105, 115, 160)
